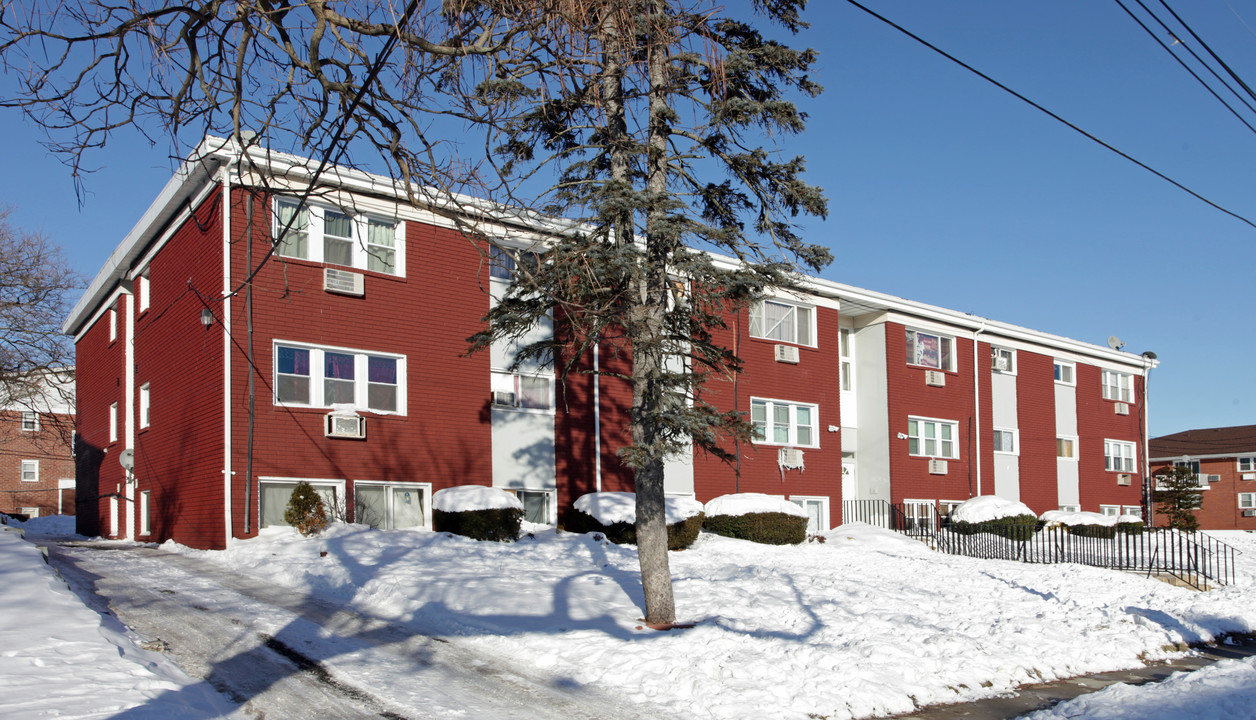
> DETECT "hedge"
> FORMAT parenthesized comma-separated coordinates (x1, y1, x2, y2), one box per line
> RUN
(568, 511, 704, 550)
(702, 511, 808, 545)
(433, 507, 523, 542)
(948, 513, 1038, 541)
(1067, 523, 1117, 539)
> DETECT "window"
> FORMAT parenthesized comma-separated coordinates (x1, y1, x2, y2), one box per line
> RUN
(273, 199, 402, 276)
(260, 479, 342, 528)
(491, 371, 553, 411)
(138, 272, 150, 312)
(109, 402, 118, 443)
(273, 342, 405, 414)
(1099, 504, 1120, 517)
(1104, 439, 1136, 472)
(20, 460, 38, 483)
(354, 481, 429, 530)
(1122, 505, 1142, 518)
(939, 500, 966, 520)
(1239, 457, 1256, 473)
(991, 347, 1015, 374)
(109, 306, 117, 342)
(839, 328, 853, 392)
(789, 496, 828, 536)
(515, 490, 552, 525)
(1101, 369, 1134, 403)
(902, 500, 937, 533)
(749, 299, 814, 347)
(1058, 505, 1080, 513)
(20, 412, 38, 432)
(908, 417, 959, 459)
(140, 491, 151, 535)
(1239, 493, 1255, 509)
(751, 398, 818, 447)
(1057, 436, 1077, 460)
(489, 244, 541, 281)
(993, 428, 1018, 454)
(1054, 360, 1075, 385)
(139, 383, 150, 428)
(905, 329, 955, 371)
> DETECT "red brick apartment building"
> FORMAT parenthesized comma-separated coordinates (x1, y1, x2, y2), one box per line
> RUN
(1150, 425, 1256, 530)
(1, 371, 76, 517)
(64, 138, 1156, 548)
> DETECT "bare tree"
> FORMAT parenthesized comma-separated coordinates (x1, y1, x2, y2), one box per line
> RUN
(0, 0, 829, 626)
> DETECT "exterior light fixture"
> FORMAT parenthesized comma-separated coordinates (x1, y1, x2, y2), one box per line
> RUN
(201, 308, 215, 327)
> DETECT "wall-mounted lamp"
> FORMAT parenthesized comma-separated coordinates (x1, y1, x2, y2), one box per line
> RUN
(200, 308, 215, 327)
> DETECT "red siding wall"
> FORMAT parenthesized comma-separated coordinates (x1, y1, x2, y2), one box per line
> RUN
(1016, 351, 1058, 513)
(1075, 364, 1144, 511)
(75, 297, 127, 537)
(1150, 458, 1256, 530)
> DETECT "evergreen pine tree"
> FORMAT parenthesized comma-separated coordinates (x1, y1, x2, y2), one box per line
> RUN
(1153, 466, 1202, 532)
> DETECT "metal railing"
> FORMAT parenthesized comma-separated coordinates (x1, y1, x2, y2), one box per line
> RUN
(842, 499, 1238, 590)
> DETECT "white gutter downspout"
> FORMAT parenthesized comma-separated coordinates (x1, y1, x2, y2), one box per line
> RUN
(222, 155, 235, 545)
(593, 340, 602, 492)
(124, 286, 136, 540)
(972, 321, 986, 497)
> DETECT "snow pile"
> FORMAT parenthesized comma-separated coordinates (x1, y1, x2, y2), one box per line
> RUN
(1039, 511, 1143, 527)
(705, 493, 807, 518)
(573, 492, 704, 525)
(4, 513, 77, 536)
(951, 495, 1035, 523)
(432, 485, 523, 512)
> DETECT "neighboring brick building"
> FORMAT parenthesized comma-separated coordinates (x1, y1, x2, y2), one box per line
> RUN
(64, 138, 1156, 548)
(1149, 425, 1256, 530)
(1, 371, 76, 517)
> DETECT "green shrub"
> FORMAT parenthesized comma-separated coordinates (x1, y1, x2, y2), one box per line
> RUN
(284, 481, 329, 536)
(1067, 523, 1117, 539)
(703, 512, 808, 545)
(948, 513, 1038, 540)
(568, 511, 704, 550)
(433, 507, 523, 542)
(1116, 521, 1145, 535)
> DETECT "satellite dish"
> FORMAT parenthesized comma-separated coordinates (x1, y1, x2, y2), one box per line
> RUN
(1107, 336, 1125, 350)
(118, 449, 135, 470)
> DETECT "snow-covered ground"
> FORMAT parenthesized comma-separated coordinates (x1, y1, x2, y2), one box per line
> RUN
(4, 514, 1256, 720)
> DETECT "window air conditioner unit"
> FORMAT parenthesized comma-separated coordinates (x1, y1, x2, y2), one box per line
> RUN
(925, 370, 946, 387)
(324, 268, 365, 297)
(1203, 474, 1221, 484)
(492, 390, 516, 407)
(928, 459, 948, 475)
(774, 344, 800, 364)
(1243, 509, 1256, 517)
(993, 356, 1010, 372)
(1114, 402, 1130, 416)
(1243, 473, 1256, 481)
(779, 447, 805, 467)
(1117, 474, 1132, 486)
(325, 413, 366, 439)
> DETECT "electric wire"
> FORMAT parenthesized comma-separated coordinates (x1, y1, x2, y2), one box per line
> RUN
(843, 0, 1256, 232)
(1155, 0, 1256, 106)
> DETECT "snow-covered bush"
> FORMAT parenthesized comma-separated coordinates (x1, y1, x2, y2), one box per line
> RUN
(1039, 509, 1144, 538)
(568, 492, 704, 550)
(702, 493, 808, 545)
(947, 496, 1037, 540)
(432, 486, 524, 542)
(285, 481, 329, 536)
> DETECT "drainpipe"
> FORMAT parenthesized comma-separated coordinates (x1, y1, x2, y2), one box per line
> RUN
(972, 321, 986, 497)
(1141, 351, 1157, 524)
(222, 148, 236, 545)
(593, 339, 602, 492)
(124, 286, 136, 540)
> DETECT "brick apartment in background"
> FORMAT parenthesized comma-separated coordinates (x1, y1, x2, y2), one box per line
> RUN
(1150, 424, 1256, 530)
(64, 138, 1156, 549)
(1, 370, 76, 517)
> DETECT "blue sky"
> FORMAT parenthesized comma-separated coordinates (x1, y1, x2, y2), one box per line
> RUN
(2, 0, 1254, 437)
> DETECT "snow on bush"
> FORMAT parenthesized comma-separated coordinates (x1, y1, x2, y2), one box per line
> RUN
(1040, 510, 1136, 528)
(572, 491, 703, 525)
(951, 495, 1035, 523)
(704, 493, 806, 518)
(432, 485, 523, 513)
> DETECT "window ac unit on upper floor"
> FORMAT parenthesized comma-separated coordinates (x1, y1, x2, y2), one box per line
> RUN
(325, 413, 366, 439)
(993, 356, 1010, 372)
(1244, 509, 1256, 517)
(779, 447, 805, 468)
(1243, 473, 1256, 481)
(1117, 474, 1132, 486)
(925, 370, 946, 387)
(492, 390, 516, 407)
(324, 267, 365, 297)
(774, 344, 800, 364)
(1202, 474, 1221, 484)
(1114, 402, 1130, 416)
(928, 459, 948, 475)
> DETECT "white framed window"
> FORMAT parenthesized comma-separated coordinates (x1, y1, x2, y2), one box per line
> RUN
(20, 460, 38, 483)
(109, 402, 118, 443)
(491, 371, 554, 412)
(1238, 457, 1256, 473)
(273, 342, 405, 415)
(1099, 504, 1120, 517)
(515, 489, 554, 525)
(749, 298, 815, 347)
(1054, 360, 1075, 385)
(139, 383, 150, 428)
(259, 478, 345, 528)
(1104, 439, 1136, 472)
(750, 398, 818, 447)
(993, 428, 1018, 455)
(1057, 436, 1077, 460)
(908, 417, 958, 459)
(939, 500, 966, 519)
(905, 329, 955, 371)
(138, 272, 150, 313)
(489, 244, 542, 281)
(1122, 505, 1142, 518)
(991, 347, 1015, 374)
(1101, 369, 1134, 403)
(108, 307, 117, 342)
(839, 328, 854, 392)
(789, 496, 829, 536)
(140, 491, 151, 535)
(902, 499, 937, 533)
(273, 198, 403, 276)
(109, 496, 118, 536)
(1058, 505, 1080, 513)
(1239, 493, 1255, 509)
(20, 412, 38, 432)
(354, 481, 431, 530)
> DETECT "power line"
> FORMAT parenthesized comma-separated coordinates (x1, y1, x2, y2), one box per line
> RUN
(1154, 0, 1256, 106)
(843, 0, 1256, 231)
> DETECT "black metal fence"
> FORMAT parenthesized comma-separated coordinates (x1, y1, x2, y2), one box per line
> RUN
(842, 499, 1238, 590)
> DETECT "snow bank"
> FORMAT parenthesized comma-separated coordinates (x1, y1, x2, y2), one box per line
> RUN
(705, 493, 807, 518)
(432, 485, 523, 513)
(951, 495, 1035, 523)
(573, 492, 704, 525)
(4, 514, 77, 536)
(1039, 510, 1142, 527)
